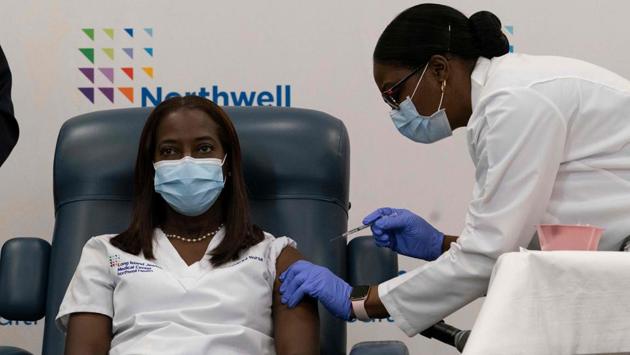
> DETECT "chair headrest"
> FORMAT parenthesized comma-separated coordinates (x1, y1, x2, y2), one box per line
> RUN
(54, 106, 350, 212)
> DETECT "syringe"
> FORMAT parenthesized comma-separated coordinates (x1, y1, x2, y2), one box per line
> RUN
(329, 224, 372, 242)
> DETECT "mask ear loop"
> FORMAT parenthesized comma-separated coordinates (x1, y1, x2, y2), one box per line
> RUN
(410, 63, 429, 100)
(220, 154, 231, 179)
(437, 23, 451, 111)
(438, 80, 446, 110)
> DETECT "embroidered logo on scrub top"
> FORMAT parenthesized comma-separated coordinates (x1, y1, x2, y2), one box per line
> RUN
(108, 254, 121, 268)
(229, 255, 264, 267)
(109, 255, 162, 276)
(226, 255, 270, 281)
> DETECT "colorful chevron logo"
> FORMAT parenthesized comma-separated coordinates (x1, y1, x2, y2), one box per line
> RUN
(78, 27, 154, 104)
(76, 26, 293, 108)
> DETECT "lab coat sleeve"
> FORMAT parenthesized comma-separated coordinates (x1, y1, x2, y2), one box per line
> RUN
(55, 237, 115, 333)
(378, 88, 567, 336)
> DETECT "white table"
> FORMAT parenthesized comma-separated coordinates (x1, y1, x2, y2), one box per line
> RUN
(463, 250, 630, 355)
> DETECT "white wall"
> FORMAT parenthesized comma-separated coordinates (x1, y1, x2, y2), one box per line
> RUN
(1, 1, 629, 353)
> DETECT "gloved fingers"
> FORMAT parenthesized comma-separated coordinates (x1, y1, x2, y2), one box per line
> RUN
(279, 260, 309, 283)
(280, 271, 307, 298)
(362, 207, 393, 225)
(389, 233, 399, 252)
(373, 211, 412, 230)
(279, 271, 296, 293)
(322, 297, 351, 321)
(362, 210, 381, 225)
(371, 225, 384, 237)
(374, 233, 392, 248)
(375, 240, 390, 249)
(286, 282, 310, 308)
(279, 265, 295, 283)
(279, 264, 306, 294)
(281, 278, 303, 304)
(279, 277, 290, 295)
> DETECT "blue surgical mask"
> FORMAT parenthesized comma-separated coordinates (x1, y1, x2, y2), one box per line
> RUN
(153, 155, 226, 217)
(390, 64, 453, 144)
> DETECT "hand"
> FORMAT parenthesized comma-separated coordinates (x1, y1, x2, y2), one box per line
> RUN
(279, 260, 352, 321)
(363, 207, 444, 261)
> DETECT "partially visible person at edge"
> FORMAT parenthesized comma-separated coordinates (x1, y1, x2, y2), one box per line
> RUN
(0, 45, 18, 166)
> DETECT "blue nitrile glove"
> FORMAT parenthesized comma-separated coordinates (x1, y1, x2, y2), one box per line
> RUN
(279, 260, 352, 321)
(363, 207, 444, 261)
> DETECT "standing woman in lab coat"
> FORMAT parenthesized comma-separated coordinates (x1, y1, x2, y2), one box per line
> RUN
(279, 3, 630, 336)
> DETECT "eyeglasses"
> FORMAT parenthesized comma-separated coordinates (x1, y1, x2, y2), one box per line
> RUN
(381, 66, 423, 109)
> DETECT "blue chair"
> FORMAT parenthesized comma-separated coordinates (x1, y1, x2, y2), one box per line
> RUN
(0, 106, 407, 355)
(347, 237, 408, 355)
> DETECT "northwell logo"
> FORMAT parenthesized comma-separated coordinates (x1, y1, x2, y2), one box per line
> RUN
(77, 27, 292, 107)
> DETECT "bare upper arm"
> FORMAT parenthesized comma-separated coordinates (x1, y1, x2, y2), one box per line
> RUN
(65, 313, 112, 355)
(273, 246, 320, 355)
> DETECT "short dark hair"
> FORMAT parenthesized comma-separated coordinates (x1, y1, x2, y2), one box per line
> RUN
(111, 96, 264, 267)
(373, 3, 509, 68)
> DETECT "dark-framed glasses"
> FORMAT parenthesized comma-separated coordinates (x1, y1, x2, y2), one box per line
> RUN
(381, 66, 423, 109)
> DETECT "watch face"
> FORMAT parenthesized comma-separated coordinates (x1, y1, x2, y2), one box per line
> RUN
(350, 285, 370, 300)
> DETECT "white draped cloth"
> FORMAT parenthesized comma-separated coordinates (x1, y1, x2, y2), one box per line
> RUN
(464, 250, 630, 355)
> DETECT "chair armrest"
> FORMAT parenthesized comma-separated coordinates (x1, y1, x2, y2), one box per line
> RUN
(347, 235, 398, 285)
(0, 346, 33, 355)
(0, 238, 50, 320)
(350, 341, 409, 355)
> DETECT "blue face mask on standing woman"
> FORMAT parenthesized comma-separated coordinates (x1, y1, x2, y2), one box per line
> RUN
(154, 155, 226, 216)
(390, 63, 453, 144)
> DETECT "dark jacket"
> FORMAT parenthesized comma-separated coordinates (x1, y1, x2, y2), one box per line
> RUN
(0, 45, 18, 166)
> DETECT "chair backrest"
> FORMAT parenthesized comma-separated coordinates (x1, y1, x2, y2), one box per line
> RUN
(42, 106, 350, 355)
(347, 236, 398, 286)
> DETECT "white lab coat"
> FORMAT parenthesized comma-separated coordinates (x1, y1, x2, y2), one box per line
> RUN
(56, 228, 295, 355)
(379, 53, 630, 336)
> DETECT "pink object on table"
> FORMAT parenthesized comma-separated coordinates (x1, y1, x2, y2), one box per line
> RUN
(536, 224, 604, 251)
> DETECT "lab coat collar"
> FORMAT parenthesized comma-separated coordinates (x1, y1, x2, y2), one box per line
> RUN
(466, 57, 492, 163)
(470, 56, 492, 113)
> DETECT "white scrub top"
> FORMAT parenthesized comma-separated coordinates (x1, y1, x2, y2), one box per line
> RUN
(379, 53, 630, 336)
(56, 228, 296, 355)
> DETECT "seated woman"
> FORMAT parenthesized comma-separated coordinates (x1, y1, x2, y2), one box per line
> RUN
(55, 96, 319, 355)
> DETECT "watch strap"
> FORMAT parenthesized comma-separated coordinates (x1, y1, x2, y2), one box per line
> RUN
(352, 298, 370, 321)
(351, 286, 371, 321)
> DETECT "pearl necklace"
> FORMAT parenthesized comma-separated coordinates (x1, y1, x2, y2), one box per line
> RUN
(165, 224, 224, 243)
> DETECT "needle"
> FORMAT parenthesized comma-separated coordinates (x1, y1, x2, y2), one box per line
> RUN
(329, 224, 372, 242)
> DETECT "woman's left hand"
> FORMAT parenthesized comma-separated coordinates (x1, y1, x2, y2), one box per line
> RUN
(279, 260, 352, 320)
